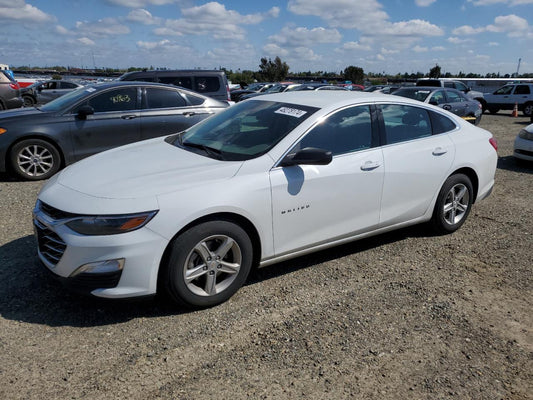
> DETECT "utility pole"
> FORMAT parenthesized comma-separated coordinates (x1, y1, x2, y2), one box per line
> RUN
(515, 58, 521, 77)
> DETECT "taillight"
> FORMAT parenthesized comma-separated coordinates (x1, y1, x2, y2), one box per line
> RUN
(9, 83, 20, 90)
(226, 84, 231, 102)
(489, 137, 498, 151)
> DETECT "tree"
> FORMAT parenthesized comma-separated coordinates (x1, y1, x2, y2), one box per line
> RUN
(429, 64, 441, 78)
(257, 56, 289, 81)
(342, 66, 364, 84)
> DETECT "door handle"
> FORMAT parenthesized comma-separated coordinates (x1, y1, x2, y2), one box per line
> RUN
(183, 112, 197, 117)
(360, 160, 381, 171)
(121, 115, 137, 120)
(432, 147, 447, 156)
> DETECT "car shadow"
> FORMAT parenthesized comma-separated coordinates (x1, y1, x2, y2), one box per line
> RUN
(247, 225, 431, 286)
(0, 235, 185, 327)
(1, 226, 430, 327)
(497, 155, 533, 173)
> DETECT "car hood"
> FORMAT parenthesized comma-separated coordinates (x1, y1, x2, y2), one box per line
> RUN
(54, 137, 243, 200)
(0, 107, 45, 120)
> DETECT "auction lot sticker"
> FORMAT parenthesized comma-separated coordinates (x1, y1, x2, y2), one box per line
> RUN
(275, 107, 307, 118)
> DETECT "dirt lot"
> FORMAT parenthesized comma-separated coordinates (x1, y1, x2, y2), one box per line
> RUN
(0, 112, 531, 400)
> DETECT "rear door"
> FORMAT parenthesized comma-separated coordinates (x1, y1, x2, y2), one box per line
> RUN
(69, 86, 141, 160)
(378, 104, 455, 226)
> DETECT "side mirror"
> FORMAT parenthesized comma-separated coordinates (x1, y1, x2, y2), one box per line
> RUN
(279, 147, 332, 167)
(429, 100, 439, 106)
(76, 105, 94, 120)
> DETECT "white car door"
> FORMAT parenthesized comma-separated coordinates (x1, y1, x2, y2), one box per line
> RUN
(378, 104, 456, 226)
(270, 105, 384, 256)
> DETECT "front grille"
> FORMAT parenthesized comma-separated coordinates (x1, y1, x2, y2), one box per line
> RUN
(34, 219, 66, 267)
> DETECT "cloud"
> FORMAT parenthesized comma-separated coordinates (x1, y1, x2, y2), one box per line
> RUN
(415, 0, 437, 6)
(268, 27, 342, 47)
(55, 25, 70, 35)
(452, 14, 530, 38)
(106, 0, 177, 7)
(155, 2, 279, 40)
(452, 25, 485, 35)
(126, 9, 161, 25)
(468, 0, 533, 5)
(75, 18, 130, 37)
(0, 1, 54, 22)
(137, 39, 171, 50)
(447, 36, 472, 44)
(412, 45, 428, 52)
(78, 37, 96, 46)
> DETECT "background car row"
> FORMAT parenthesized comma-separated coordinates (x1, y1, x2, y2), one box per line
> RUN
(0, 82, 228, 180)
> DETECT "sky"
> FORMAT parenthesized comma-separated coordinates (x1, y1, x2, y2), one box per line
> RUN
(0, 0, 532, 76)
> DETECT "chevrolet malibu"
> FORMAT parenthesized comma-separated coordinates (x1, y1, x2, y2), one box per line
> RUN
(33, 92, 498, 308)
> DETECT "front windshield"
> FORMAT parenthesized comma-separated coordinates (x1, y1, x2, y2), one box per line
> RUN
(40, 86, 94, 112)
(175, 100, 319, 161)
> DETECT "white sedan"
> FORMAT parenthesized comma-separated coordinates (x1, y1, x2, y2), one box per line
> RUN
(514, 123, 533, 164)
(33, 91, 498, 308)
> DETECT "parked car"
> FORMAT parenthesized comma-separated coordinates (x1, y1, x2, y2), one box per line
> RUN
(117, 69, 231, 103)
(416, 79, 485, 107)
(0, 70, 23, 110)
(514, 123, 533, 165)
(0, 82, 228, 180)
(21, 80, 84, 107)
(230, 83, 275, 102)
(239, 82, 299, 101)
(291, 83, 348, 91)
(393, 87, 483, 124)
(33, 91, 497, 308)
(483, 83, 533, 116)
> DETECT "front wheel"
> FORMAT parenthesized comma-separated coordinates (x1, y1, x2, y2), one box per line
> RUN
(431, 174, 473, 234)
(161, 220, 253, 308)
(488, 107, 499, 115)
(10, 139, 61, 180)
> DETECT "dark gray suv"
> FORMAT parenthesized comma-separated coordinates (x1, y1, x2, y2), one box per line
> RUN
(0, 71, 23, 110)
(118, 70, 231, 103)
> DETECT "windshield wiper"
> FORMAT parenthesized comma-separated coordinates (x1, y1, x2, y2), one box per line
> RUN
(182, 141, 225, 160)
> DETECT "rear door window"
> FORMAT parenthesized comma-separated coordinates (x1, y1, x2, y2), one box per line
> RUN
(144, 87, 187, 109)
(159, 76, 193, 90)
(194, 77, 220, 94)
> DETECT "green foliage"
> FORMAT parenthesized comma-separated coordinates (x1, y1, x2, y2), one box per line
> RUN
(429, 64, 441, 78)
(257, 56, 290, 82)
(51, 74, 62, 80)
(342, 66, 364, 84)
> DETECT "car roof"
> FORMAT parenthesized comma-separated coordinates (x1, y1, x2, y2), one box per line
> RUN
(251, 90, 424, 109)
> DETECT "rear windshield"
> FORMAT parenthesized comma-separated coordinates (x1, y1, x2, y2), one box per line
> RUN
(173, 100, 319, 161)
(394, 88, 431, 102)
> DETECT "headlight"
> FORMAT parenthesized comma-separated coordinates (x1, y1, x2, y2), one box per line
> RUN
(65, 211, 158, 235)
(518, 129, 533, 141)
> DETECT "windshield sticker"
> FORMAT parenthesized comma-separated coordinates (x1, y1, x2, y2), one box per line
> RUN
(86, 88, 96, 93)
(275, 107, 307, 118)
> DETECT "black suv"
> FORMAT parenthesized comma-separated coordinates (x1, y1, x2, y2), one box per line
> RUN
(0, 71, 23, 110)
(118, 70, 231, 103)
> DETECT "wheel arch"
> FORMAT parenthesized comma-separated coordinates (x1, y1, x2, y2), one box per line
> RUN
(6, 135, 65, 173)
(157, 212, 262, 288)
(448, 167, 479, 203)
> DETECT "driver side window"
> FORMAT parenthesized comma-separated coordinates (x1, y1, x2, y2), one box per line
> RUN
(297, 105, 372, 156)
(74, 88, 138, 113)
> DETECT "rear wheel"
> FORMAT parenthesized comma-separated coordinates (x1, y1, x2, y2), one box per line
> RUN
(22, 95, 35, 107)
(523, 102, 533, 117)
(488, 107, 499, 115)
(431, 174, 473, 234)
(10, 139, 61, 180)
(161, 220, 253, 308)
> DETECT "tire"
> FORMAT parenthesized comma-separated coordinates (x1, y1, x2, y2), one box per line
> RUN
(523, 102, 533, 117)
(22, 95, 35, 107)
(431, 174, 473, 235)
(10, 139, 61, 180)
(0, 101, 5, 110)
(488, 107, 499, 115)
(161, 220, 253, 308)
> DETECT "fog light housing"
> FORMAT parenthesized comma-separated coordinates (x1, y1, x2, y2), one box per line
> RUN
(70, 258, 125, 277)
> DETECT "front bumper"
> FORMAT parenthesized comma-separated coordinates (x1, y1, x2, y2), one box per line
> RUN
(514, 135, 533, 162)
(33, 202, 169, 299)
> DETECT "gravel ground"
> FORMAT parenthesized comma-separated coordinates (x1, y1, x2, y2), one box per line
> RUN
(0, 112, 531, 400)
